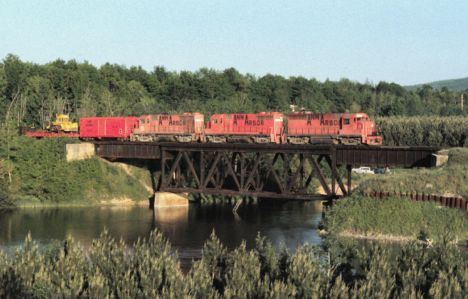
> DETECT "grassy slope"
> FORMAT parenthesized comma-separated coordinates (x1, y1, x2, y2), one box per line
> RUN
(326, 148, 468, 243)
(405, 77, 468, 91)
(6, 137, 152, 205)
(325, 195, 467, 243)
(357, 148, 468, 198)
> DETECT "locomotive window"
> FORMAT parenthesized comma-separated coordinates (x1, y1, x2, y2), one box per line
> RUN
(344, 119, 350, 125)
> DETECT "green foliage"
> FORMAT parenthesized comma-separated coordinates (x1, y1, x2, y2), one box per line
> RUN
(324, 195, 467, 243)
(0, 231, 466, 298)
(0, 55, 466, 132)
(377, 116, 468, 146)
(0, 136, 151, 204)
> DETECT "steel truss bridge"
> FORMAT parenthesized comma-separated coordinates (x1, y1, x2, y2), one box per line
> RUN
(94, 142, 439, 200)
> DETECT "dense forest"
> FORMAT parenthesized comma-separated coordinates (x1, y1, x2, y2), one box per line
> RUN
(0, 54, 466, 130)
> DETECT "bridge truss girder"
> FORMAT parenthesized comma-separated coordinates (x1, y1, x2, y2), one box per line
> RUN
(159, 146, 351, 200)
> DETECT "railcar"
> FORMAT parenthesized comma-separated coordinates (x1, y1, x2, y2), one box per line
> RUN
(130, 113, 204, 142)
(287, 112, 382, 145)
(79, 117, 138, 139)
(204, 112, 284, 143)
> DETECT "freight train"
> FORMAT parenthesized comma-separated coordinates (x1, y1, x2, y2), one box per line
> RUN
(78, 112, 382, 145)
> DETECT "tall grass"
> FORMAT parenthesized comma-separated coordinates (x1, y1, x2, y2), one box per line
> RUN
(0, 231, 466, 298)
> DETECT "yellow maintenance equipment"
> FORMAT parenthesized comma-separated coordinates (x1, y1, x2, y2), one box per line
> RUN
(47, 114, 79, 132)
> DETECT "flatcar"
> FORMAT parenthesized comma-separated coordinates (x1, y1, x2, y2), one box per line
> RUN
(287, 112, 382, 145)
(130, 113, 204, 142)
(204, 112, 284, 143)
(79, 117, 138, 139)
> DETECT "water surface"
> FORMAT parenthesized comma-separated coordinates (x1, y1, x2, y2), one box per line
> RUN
(0, 200, 323, 262)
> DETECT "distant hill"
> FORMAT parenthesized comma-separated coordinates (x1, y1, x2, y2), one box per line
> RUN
(405, 77, 468, 91)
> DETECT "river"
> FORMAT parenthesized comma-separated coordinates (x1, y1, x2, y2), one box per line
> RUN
(0, 200, 323, 264)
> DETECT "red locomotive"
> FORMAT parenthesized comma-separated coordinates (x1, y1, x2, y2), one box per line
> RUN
(205, 112, 284, 143)
(130, 113, 204, 142)
(79, 117, 138, 139)
(287, 112, 382, 145)
(76, 111, 382, 145)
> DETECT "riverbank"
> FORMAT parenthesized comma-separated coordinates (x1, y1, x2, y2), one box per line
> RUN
(0, 137, 152, 208)
(12, 197, 149, 208)
(321, 147, 468, 244)
(323, 195, 467, 244)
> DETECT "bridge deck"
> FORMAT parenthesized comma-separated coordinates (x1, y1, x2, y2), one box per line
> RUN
(94, 141, 440, 168)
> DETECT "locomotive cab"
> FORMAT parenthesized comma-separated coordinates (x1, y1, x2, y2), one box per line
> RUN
(286, 111, 382, 145)
(340, 113, 382, 145)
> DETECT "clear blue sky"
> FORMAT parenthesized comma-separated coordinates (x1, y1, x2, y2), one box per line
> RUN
(0, 0, 467, 85)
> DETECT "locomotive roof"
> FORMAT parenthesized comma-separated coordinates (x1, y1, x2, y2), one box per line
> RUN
(288, 111, 369, 117)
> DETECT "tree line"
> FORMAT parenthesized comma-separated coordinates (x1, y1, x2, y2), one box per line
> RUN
(0, 54, 466, 130)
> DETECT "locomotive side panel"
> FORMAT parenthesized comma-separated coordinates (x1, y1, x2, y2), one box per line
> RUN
(205, 112, 283, 143)
(287, 112, 340, 144)
(132, 113, 204, 142)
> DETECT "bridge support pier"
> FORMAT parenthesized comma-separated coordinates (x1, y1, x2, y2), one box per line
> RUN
(153, 192, 189, 208)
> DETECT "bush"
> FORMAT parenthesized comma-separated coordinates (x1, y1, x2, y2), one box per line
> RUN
(0, 231, 466, 298)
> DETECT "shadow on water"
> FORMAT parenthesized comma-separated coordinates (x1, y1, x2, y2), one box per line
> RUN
(0, 200, 323, 261)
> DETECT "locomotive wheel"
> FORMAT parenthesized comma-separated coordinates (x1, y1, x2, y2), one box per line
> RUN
(207, 136, 226, 143)
(287, 137, 308, 144)
(341, 138, 360, 145)
(253, 137, 270, 144)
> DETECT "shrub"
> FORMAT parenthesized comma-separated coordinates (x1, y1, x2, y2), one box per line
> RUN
(1, 230, 466, 298)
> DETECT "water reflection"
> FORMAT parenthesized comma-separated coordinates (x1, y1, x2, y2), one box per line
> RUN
(0, 200, 323, 259)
